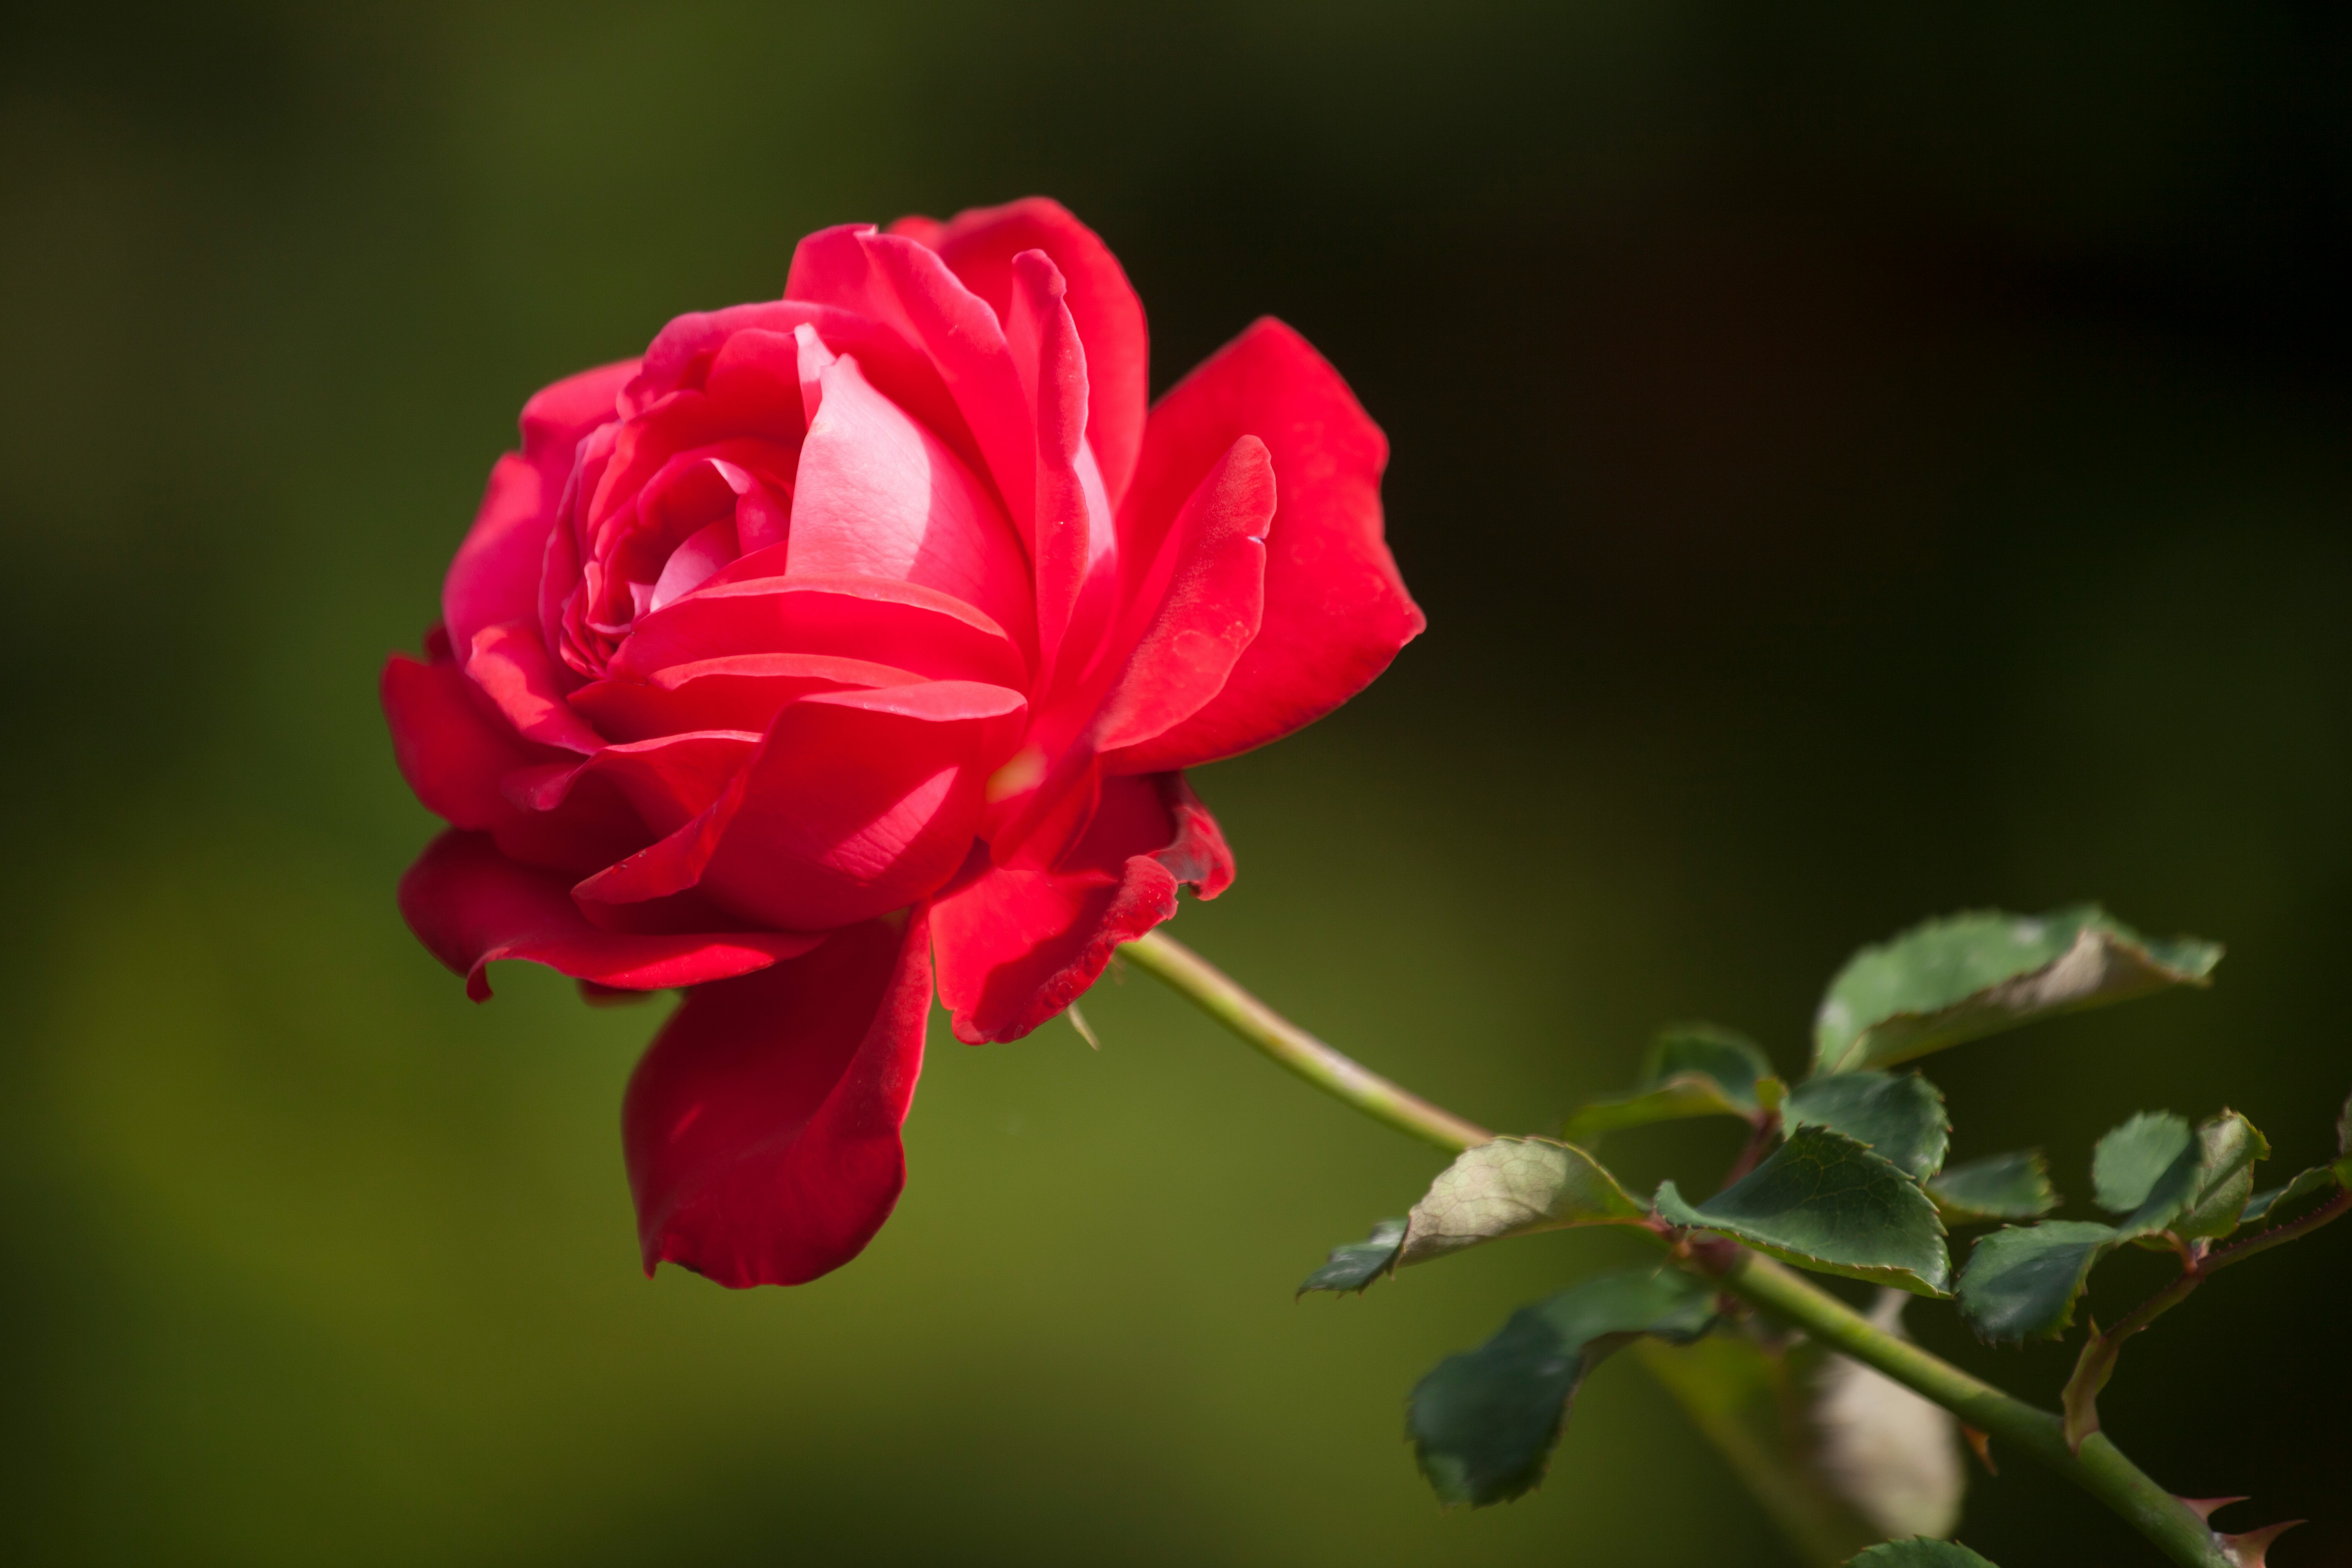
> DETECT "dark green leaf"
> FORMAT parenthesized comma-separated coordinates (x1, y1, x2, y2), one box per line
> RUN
(2172, 1111, 2269, 1240)
(1399, 1137, 1645, 1267)
(1784, 1071, 1951, 1180)
(1410, 1269, 1717, 1506)
(1927, 1151, 2058, 1224)
(1961, 1109, 2272, 1341)
(1954, 1220, 2117, 1341)
(1563, 1023, 1776, 1142)
(1846, 1540, 1999, 1568)
(1813, 906, 2221, 1075)
(2091, 1112, 2193, 1214)
(2242, 1165, 2343, 1227)
(1649, 1023, 1776, 1108)
(1297, 1218, 1405, 1296)
(1656, 1127, 1952, 1295)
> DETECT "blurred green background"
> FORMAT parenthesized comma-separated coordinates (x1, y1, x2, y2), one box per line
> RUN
(6, 3, 2350, 1563)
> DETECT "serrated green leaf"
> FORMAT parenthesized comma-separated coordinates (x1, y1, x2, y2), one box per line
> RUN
(2242, 1165, 2344, 1227)
(1927, 1150, 2058, 1223)
(1398, 1137, 1645, 1267)
(1960, 1109, 2271, 1342)
(1563, 1024, 1774, 1142)
(2171, 1111, 2269, 1240)
(1656, 1126, 1952, 1295)
(2092, 1111, 2194, 1214)
(1846, 1540, 1999, 1568)
(1410, 1269, 1717, 1506)
(1954, 1220, 2118, 1341)
(1812, 906, 2220, 1075)
(1784, 1071, 1951, 1180)
(1297, 1218, 1405, 1296)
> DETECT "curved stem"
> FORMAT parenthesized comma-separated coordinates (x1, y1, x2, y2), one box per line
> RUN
(1715, 1255, 2230, 1568)
(1118, 931, 1493, 1152)
(1124, 930, 2235, 1568)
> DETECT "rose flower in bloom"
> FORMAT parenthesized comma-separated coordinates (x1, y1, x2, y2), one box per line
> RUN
(382, 200, 1421, 1287)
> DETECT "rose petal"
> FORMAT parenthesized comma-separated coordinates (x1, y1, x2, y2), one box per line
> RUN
(925, 198, 1149, 512)
(623, 910, 933, 1287)
(381, 650, 548, 830)
(569, 652, 926, 742)
(610, 573, 1029, 691)
(513, 730, 761, 836)
(444, 361, 636, 663)
(933, 772, 1232, 1043)
(1109, 318, 1424, 774)
(1002, 248, 1105, 691)
(398, 829, 818, 1001)
(465, 621, 607, 753)
(576, 681, 1028, 931)
(1088, 434, 1272, 754)
(785, 227, 1037, 552)
(790, 350, 1036, 649)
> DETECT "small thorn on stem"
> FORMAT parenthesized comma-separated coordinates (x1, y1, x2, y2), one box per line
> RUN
(1066, 1002, 1101, 1050)
(1961, 1424, 1997, 1474)
(2217, 1520, 2303, 1568)
(2174, 1496, 2250, 1524)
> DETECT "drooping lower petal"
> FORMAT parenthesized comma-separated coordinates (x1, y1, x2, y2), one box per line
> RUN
(398, 829, 819, 1001)
(1109, 317, 1423, 774)
(623, 910, 934, 1287)
(932, 772, 1233, 1043)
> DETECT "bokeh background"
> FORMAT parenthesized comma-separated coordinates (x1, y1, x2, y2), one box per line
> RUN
(7, 3, 2350, 1563)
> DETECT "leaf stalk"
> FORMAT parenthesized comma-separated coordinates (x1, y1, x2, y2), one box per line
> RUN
(1118, 931, 1493, 1153)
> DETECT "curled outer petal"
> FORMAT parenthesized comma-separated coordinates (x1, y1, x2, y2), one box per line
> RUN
(1110, 317, 1423, 774)
(932, 772, 1234, 1044)
(623, 910, 934, 1287)
(397, 829, 819, 1001)
(381, 649, 550, 831)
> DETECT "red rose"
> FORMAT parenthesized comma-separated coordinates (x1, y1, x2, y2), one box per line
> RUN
(382, 199, 1422, 1287)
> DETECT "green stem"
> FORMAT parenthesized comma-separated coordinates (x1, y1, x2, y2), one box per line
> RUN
(1715, 1254, 2230, 1568)
(1124, 930, 2235, 1568)
(2203, 1182, 2350, 1273)
(1118, 931, 1493, 1153)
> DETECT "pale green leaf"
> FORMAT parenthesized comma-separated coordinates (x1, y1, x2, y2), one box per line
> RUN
(1813, 906, 2220, 1075)
(2242, 1165, 2343, 1227)
(1632, 1334, 1885, 1566)
(1927, 1150, 2058, 1224)
(1410, 1269, 1717, 1506)
(2171, 1111, 2269, 1240)
(1297, 1218, 1405, 1296)
(2091, 1111, 2193, 1214)
(1399, 1137, 1645, 1267)
(1846, 1540, 1999, 1568)
(1784, 1071, 1951, 1180)
(1563, 1023, 1774, 1142)
(1655, 1127, 1952, 1295)
(1954, 1220, 2117, 1341)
